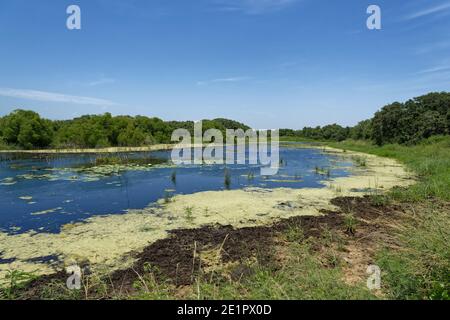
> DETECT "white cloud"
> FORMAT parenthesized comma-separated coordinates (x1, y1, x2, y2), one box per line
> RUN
(215, 0, 300, 14)
(403, 2, 450, 20)
(0, 87, 117, 106)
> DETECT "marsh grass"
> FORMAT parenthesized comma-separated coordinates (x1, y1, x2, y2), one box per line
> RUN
(171, 170, 177, 185)
(327, 136, 450, 299)
(224, 169, 231, 190)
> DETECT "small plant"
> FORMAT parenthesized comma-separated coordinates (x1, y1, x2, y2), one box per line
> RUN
(247, 171, 255, 181)
(164, 191, 173, 204)
(224, 169, 231, 190)
(370, 194, 390, 207)
(171, 170, 177, 185)
(285, 224, 304, 243)
(184, 206, 195, 223)
(1, 270, 37, 299)
(344, 213, 358, 235)
(351, 156, 367, 167)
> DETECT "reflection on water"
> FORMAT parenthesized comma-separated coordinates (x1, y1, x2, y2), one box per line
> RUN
(0, 147, 353, 234)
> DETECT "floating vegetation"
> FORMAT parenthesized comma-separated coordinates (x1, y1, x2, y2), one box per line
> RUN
(31, 207, 63, 216)
(0, 177, 17, 186)
(91, 156, 166, 167)
(314, 166, 331, 177)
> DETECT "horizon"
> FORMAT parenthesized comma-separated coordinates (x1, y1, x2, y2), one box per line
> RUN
(1, 1, 450, 129)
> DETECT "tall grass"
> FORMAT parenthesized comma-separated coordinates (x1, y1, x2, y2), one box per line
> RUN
(327, 136, 450, 300)
(328, 136, 450, 202)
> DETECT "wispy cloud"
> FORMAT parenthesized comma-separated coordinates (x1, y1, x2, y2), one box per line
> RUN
(196, 76, 251, 86)
(214, 0, 300, 14)
(0, 88, 117, 106)
(87, 77, 116, 87)
(403, 2, 450, 20)
(414, 40, 450, 55)
(414, 65, 450, 75)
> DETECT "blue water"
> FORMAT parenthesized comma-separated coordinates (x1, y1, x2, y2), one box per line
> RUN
(0, 147, 353, 234)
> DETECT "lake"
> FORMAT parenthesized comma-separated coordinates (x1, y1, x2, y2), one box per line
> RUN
(0, 146, 353, 234)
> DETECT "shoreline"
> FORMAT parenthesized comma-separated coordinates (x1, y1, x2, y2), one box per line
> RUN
(0, 146, 415, 283)
(0, 144, 174, 154)
(0, 139, 311, 154)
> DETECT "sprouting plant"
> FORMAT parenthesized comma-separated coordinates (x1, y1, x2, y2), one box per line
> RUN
(315, 165, 320, 174)
(344, 213, 358, 236)
(224, 169, 231, 190)
(1, 270, 37, 299)
(351, 156, 367, 167)
(171, 170, 177, 185)
(163, 191, 172, 204)
(285, 224, 304, 243)
(185, 206, 195, 223)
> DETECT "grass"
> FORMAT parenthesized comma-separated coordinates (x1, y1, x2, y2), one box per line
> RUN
(195, 242, 374, 300)
(343, 213, 358, 236)
(327, 135, 450, 202)
(324, 136, 450, 300)
(0, 270, 37, 300)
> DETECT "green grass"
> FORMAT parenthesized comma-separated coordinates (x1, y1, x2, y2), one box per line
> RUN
(195, 243, 375, 300)
(326, 136, 450, 202)
(324, 136, 450, 300)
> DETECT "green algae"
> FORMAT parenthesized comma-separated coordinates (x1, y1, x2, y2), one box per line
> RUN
(30, 207, 63, 216)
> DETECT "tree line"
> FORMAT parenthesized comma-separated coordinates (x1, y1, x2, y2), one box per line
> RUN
(0, 111, 249, 150)
(0, 92, 448, 150)
(281, 92, 450, 145)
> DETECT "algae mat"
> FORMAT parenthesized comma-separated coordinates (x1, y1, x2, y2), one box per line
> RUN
(0, 148, 415, 282)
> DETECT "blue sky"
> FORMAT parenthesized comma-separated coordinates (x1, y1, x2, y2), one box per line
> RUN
(0, 0, 449, 129)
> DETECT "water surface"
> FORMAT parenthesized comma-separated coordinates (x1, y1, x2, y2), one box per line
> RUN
(0, 147, 353, 234)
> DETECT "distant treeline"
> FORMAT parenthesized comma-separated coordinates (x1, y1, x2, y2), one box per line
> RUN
(281, 92, 450, 145)
(0, 111, 249, 150)
(0, 92, 448, 150)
